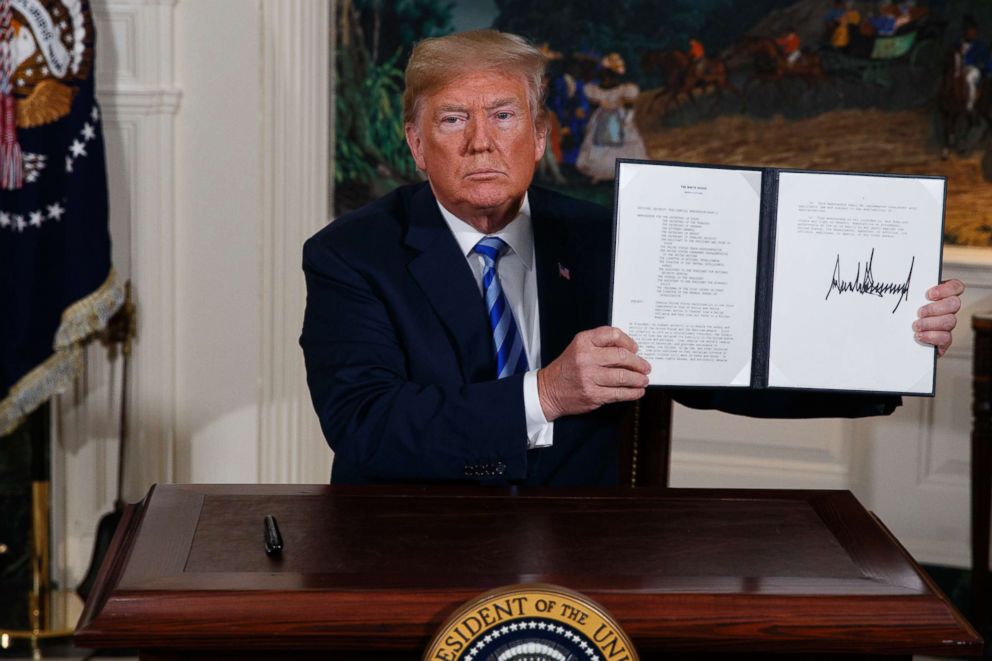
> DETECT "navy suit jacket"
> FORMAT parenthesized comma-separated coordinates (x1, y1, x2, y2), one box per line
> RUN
(301, 182, 898, 486)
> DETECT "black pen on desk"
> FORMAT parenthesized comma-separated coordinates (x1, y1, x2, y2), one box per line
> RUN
(264, 514, 283, 556)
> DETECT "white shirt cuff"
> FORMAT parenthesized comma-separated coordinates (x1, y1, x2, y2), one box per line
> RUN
(523, 369, 554, 449)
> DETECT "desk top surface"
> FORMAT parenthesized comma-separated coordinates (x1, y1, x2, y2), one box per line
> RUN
(75, 484, 982, 655)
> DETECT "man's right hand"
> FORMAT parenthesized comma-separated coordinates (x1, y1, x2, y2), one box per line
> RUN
(537, 326, 651, 422)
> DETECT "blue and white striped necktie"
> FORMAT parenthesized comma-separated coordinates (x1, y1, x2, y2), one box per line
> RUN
(473, 236, 528, 379)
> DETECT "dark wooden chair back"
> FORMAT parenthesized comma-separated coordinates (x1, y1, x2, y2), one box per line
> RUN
(617, 390, 673, 487)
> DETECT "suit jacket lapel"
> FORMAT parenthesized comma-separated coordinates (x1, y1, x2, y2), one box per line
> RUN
(405, 184, 495, 382)
(530, 187, 579, 368)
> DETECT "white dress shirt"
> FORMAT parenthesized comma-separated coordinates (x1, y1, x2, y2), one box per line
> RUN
(436, 195, 554, 449)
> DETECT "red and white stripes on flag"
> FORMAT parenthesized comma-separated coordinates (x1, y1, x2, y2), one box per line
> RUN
(0, 0, 22, 190)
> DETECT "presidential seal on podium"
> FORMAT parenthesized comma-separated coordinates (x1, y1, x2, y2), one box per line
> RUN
(426, 585, 638, 661)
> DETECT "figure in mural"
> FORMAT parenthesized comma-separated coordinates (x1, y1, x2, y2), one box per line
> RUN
(536, 44, 566, 184)
(826, 0, 862, 50)
(688, 38, 706, 76)
(547, 52, 595, 170)
(937, 15, 992, 159)
(958, 15, 989, 114)
(866, 0, 915, 37)
(869, 3, 899, 38)
(900, 0, 927, 26)
(776, 27, 802, 67)
(575, 53, 647, 184)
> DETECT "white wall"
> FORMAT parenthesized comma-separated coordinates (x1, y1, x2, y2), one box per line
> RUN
(174, 0, 262, 483)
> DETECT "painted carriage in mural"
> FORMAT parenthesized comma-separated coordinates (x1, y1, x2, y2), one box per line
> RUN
(822, 25, 941, 86)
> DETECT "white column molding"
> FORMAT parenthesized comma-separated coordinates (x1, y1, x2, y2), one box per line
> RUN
(97, 89, 182, 115)
(98, 0, 181, 502)
(55, 0, 180, 588)
(258, 0, 332, 483)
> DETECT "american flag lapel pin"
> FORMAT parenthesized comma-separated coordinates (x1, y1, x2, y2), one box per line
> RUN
(558, 262, 571, 281)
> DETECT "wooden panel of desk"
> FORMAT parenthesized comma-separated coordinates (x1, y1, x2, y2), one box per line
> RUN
(75, 484, 981, 658)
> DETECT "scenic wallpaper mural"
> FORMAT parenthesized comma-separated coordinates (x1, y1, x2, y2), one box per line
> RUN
(335, 0, 992, 246)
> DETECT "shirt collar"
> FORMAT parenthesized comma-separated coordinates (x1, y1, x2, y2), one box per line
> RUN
(436, 194, 534, 270)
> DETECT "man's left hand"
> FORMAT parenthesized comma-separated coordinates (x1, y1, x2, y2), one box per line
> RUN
(915, 279, 965, 357)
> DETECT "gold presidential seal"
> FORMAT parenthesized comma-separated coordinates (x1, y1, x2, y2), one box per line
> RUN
(425, 585, 638, 661)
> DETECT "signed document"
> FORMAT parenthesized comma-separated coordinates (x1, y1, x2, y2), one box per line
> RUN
(610, 160, 945, 396)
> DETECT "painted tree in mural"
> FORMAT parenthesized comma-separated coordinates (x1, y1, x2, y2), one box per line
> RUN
(335, 0, 453, 210)
(492, 0, 795, 81)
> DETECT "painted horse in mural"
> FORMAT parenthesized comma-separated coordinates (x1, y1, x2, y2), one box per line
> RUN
(640, 48, 738, 114)
(936, 47, 992, 162)
(731, 36, 827, 94)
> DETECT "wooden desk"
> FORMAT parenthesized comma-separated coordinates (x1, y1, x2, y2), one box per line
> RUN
(75, 485, 980, 660)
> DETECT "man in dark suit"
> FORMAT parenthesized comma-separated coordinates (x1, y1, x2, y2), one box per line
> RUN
(301, 30, 963, 486)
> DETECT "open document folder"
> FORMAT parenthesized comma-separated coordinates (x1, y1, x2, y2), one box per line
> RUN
(609, 159, 945, 396)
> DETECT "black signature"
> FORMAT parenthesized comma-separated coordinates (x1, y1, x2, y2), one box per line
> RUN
(824, 248, 914, 314)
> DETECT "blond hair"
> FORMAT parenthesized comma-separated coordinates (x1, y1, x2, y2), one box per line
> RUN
(403, 30, 548, 126)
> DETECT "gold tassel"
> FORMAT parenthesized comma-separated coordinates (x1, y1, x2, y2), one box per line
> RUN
(0, 270, 125, 436)
(54, 270, 125, 347)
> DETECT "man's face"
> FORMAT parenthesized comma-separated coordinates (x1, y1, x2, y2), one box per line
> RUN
(405, 70, 546, 228)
